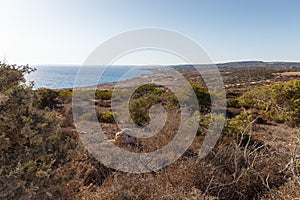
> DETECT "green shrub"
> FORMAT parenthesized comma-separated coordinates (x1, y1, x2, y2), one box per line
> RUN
(95, 90, 113, 100)
(129, 84, 179, 126)
(127, 81, 213, 126)
(99, 111, 115, 123)
(223, 110, 257, 146)
(190, 81, 211, 110)
(80, 111, 115, 123)
(197, 113, 226, 136)
(59, 89, 73, 97)
(0, 63, 78, 199)
(238, 80, 300, 123)
(34, 88, 60, 110)
(0, 63, 35, 92)
(226, 110, 254, 136)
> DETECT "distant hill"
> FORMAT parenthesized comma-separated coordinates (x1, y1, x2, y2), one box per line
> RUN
(171, 61, 300, 70)
(216, 61, 300, 69)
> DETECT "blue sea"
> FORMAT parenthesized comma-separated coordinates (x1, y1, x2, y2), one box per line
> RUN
(25, 65, 152, 89)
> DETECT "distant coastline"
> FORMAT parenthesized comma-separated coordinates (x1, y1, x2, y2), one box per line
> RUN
(25, 65, 152, 89)
(25, 61, 300, 90)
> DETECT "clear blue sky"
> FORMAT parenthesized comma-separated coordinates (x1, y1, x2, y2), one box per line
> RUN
(0, 0, 300, 65)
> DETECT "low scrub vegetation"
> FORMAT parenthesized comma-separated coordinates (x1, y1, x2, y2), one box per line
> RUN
(0, 63, 79, 199)
(238, 80, 300, 124)
(1, 63, 300, 199)
(95, 89, 113, 100)
(129, 84, 179, 126)
(98, 111, 115, 123)
(34, 88, 60, 110)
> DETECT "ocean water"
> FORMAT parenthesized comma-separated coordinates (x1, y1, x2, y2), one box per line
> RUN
(25, 65, 152, 89)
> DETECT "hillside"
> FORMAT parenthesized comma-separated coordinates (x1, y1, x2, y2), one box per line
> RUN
(0, 62, 300, 199)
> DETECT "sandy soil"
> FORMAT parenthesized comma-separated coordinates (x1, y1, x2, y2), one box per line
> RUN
(281, 71, 300, 76)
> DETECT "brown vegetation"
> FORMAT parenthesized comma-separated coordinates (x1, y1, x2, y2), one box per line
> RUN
(1, 62, 300, 199)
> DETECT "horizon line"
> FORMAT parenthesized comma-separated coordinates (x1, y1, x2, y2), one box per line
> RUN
(21, 60, 300, 67)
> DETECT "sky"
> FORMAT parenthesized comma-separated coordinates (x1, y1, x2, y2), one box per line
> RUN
(0, 0, 300, 65)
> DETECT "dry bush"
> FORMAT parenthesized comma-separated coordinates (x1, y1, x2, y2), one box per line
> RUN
(78, 165, 216, 200)
(58, 149, 113, 199)
(67, 131, 291, 200)
(194, 140, 288, 199)
(262, 180, 300, 199)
